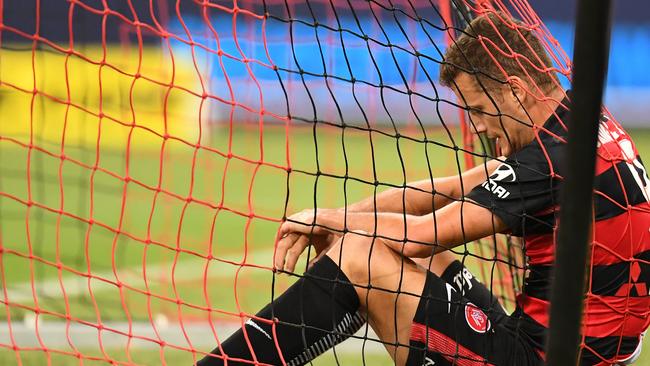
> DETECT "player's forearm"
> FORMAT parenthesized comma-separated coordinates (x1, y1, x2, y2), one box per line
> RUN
(343, 178, 456, 216)
(314, 210, 441, 257)
(343, 159, 501, 216)
(315, 200, 506, 259)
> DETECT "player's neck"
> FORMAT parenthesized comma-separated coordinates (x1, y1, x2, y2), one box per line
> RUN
(530, 88, 567, 128)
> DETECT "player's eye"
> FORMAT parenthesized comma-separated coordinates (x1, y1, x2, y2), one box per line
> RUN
(469, 108, 483, 116)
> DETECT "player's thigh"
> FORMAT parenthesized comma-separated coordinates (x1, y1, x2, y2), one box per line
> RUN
(406, 271, 542, 366)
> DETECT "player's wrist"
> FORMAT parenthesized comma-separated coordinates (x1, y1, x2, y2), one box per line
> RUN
(316, 208, 345, 233)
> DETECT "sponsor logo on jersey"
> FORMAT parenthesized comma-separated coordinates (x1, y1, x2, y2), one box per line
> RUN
(464, 302, 491, 333)
(615, 261, 649, 297)
(481, 163, 516, 199)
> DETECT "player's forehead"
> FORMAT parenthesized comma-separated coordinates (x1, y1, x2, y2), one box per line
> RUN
(452, 73, 495, 108)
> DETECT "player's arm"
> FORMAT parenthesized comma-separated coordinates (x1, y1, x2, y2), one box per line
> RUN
(344, 159, 501, 216)
(275, 199, 506, 271)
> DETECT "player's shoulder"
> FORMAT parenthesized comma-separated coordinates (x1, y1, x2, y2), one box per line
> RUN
(503, 133, 563, 180)
(505, 106, 568, 170)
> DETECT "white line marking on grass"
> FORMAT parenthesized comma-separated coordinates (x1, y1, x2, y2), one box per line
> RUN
(3, 249, 275, 304)
(1, 249, 388, 356)
(0, 321, 387, 355)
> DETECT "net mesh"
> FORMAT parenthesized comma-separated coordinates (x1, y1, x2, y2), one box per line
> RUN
(0, 0, 647, 365)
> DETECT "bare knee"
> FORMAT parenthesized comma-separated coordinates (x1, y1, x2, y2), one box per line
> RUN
(325, 231, 406, 285)
(325, 233, 426, 365)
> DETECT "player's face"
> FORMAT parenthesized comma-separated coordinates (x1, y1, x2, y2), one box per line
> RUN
(452, 73, 534, 157)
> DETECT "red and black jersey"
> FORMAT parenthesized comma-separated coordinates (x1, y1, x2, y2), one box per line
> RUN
(467, 101, 650, 365)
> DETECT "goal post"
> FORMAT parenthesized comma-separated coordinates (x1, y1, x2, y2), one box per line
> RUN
(546, 0, 613, 364)
(1, 1, 646, 365)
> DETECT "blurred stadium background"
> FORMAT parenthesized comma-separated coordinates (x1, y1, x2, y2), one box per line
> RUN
(0, 0, 648, 365)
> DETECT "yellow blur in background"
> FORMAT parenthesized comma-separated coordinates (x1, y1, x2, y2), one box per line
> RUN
(0, 45, 204, 150)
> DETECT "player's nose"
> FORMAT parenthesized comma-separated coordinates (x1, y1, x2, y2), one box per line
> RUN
(471, 121, 487, 134)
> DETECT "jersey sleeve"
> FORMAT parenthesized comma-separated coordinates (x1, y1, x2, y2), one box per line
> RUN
(465, 144, 559, 236)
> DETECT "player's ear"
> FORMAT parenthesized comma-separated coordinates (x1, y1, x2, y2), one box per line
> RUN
(507, 76, 527, 105)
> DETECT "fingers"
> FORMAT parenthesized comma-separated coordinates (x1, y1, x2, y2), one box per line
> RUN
(274, 232, 298, 271)
(274, 230, 329, 273)
(278, 220, 310, 238)
(273, 233, 310, 273)
(282, 209, 331, 236)
(274, 209, 339, 273)
(284, 234, 310, 273)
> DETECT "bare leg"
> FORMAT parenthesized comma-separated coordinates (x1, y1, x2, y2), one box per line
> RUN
(412, 250, 458, 277)
(325, 232, 428, 366)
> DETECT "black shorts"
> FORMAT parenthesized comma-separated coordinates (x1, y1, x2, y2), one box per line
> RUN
(406, 261, 543, 366)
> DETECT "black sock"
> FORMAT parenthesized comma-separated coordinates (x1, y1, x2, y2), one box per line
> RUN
(197, 256, 364, 366)
(440, 260, 504, 313)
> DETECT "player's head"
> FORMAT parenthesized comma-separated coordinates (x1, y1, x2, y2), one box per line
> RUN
(440, 11, 561, 156)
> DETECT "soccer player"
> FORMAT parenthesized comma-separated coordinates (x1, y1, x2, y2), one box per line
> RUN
(198, 11, 650, 366)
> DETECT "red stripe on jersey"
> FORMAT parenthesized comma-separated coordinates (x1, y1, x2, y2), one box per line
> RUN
(591, 204, 650, 265)
(524, 233, 555, 266)
(582, 296, 650, 338)
(523, 204, 650, 266)
(410, 322, 495, 366)
(517, 294, 650, 338)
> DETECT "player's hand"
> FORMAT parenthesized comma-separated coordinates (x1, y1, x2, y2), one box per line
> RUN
(273, 232, 338, 273)
(277, 209, 331, 237)
(274, 208, 342, 273)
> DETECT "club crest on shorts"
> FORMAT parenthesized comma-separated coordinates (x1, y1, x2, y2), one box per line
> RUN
(464, 302, 491, 333)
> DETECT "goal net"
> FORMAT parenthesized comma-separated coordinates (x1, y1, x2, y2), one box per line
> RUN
(0, 0, 584, 365)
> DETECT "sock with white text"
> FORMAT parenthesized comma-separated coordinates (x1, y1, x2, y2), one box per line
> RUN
(197, 255, 364, 366)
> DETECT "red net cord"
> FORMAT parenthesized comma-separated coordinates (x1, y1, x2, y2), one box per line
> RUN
(1, 0, 648, 365)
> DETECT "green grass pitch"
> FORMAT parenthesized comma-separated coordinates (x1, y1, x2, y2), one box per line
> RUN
(1, 124, 649, 365)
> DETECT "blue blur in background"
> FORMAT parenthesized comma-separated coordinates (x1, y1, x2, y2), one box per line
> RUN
(3, 0, 649, 125)
(166, 10, 650, 126)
